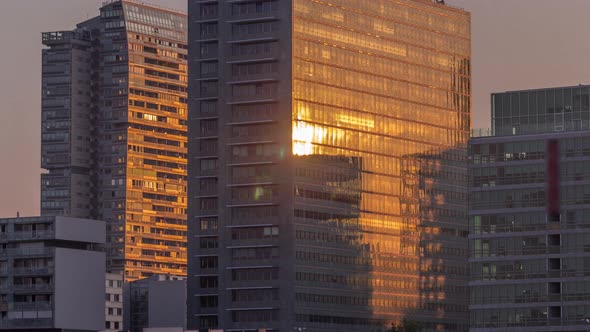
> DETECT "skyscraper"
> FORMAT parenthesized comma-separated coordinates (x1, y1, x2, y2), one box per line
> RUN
(187, 0, 471, 331)
(41, 0, 188, 281)
(469, 85, 590, 331)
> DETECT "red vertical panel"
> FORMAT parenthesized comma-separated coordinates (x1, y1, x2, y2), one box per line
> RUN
(547, 139, 560, 222)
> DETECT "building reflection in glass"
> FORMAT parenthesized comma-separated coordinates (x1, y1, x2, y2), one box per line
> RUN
(401, 149, 469, 331)
(291, 0, 471, 328)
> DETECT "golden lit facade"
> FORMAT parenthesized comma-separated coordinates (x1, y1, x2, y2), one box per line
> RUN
(291, 0, 471, 330)
(188, 0, 470, 330)
(40, 0, 190, 281)
(98, 1, 188, 280)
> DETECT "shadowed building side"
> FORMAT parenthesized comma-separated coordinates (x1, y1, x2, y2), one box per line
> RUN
(187, 0, 471, 331)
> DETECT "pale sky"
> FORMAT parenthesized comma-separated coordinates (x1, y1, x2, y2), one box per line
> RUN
(1, 0, 589, 216)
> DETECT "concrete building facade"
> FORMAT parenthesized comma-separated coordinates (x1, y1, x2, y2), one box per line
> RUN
(469, 85, 590, 331)
(187, 0, 472, 331)
(0, 216, 105, 332)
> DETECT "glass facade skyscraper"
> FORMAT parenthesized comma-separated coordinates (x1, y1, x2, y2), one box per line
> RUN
(41, 0, 188, 281)
(188, 0, 471, 331)
(469, 85, 590, 331)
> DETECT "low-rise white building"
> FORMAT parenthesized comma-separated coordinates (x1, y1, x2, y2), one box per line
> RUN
(0, 215, 105, 332)
(103, 272, 124, 332)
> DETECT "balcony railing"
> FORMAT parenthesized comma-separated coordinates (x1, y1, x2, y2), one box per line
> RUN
(471, 293, 590, 305)
(0, 248, 54, 258)
(471, 127, 493, 138)
(10, 301, 52, 311)
(12, 266, 54, 276)
(0, 318, 53, 328)
(5, 231, 55, 241)
(12, 283, 54, 292)
(472, 268, 590, 281)
(471, 245, 590, 258)
(471, 317, 590, 329)
(196, 188, 218, 197)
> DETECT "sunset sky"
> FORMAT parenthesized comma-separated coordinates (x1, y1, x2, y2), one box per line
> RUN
(1, 0, 589, 216)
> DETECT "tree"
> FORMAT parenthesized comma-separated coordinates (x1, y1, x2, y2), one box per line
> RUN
(390, 319, 423, 332)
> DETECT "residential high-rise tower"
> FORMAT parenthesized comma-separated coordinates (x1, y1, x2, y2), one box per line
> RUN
(187, 0, 471, 331)
(41, 0, 188, 281)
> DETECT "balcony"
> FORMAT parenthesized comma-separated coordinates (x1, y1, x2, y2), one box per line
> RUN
(12, 266, 54, 276)
(10, 301, 52, 311)
(6, 231, 55, 242)
(229, 215, 278, 227)
(228, 257, 279, 268)
(196, 188, 218, 197)
(230, 175, 275, 186)
(226, 50, 280, 65)
(196, 208, 218, 217)
(229, 134, 276, 146)
(198, 89, 219, 100)
(0, 248, 54, 258)
(199, 31, 218, 42)
(199, 168, 218, 177)
(229, 238, 279, 248)
(472, 268, 590, 281)
(198, 128, 218, 138)
(13, 283, 53, 293)
(228, 198, 278, 208)
(226, 277, 280, 290)
(229, 30, 279, 44)
(229, 11, 279, 23)
(0, 318, 53, 329)
(229, 155, 278, 165)
(195, 306, 218, 315)
(230, 72, 280, 85)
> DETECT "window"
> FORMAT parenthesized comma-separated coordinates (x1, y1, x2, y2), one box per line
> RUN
(200, 256, 218, 269)
(200, 120, 218, 135)
(200, 198, 218, 210)
(201, 62, 218, 76)
(200, 23, 218, 37)
(200, 237, 218, 249)
(199, 42, 218, 58)
(200, 4, 218, 18)
(200, 295, 218, 307)
(200, 159, 218, 172)
(200, 217, 218, 230)
(200, 276, 218, 288)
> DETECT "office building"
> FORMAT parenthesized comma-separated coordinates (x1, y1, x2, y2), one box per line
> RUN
(104, 273, 124, 332)
(130, 274, 186, 332)
(469, 85, 590, 331)
(41, 0, 188, 280)
(187, 0, 471, 331)
(0, 215, 105, 331)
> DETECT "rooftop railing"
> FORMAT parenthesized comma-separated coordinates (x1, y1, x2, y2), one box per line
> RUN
(42, 30, 90, 43)
(471, 128, 493, 138)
